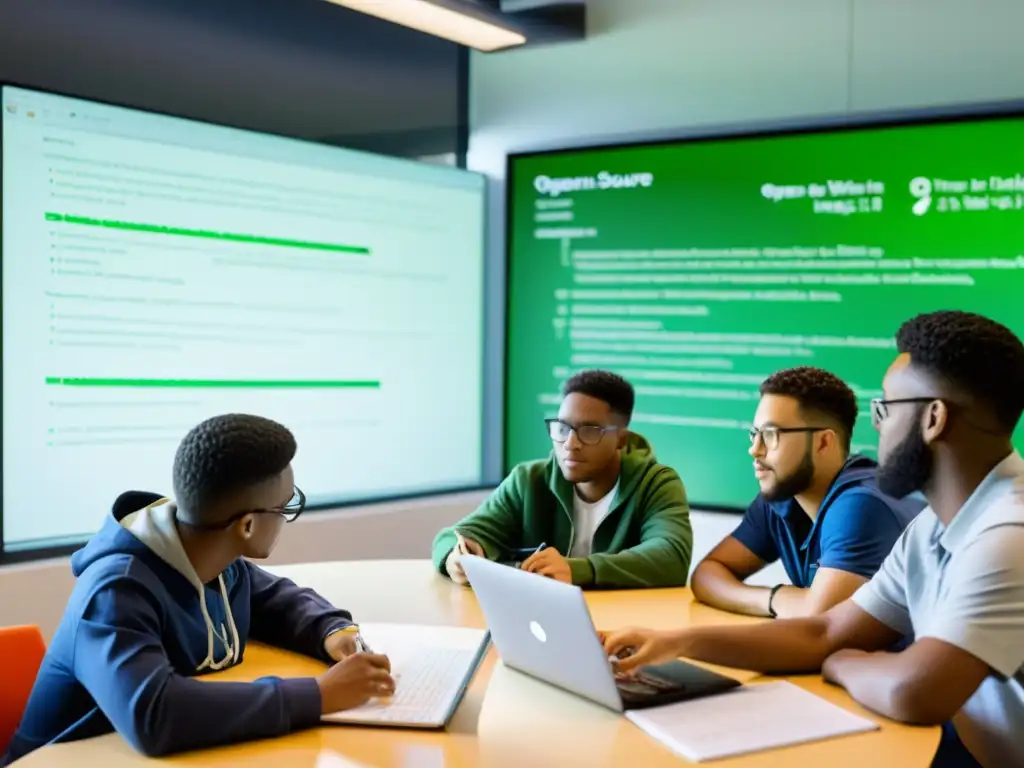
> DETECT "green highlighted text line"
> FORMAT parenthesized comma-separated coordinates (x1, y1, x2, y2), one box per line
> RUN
(45, 377, 380, 389)
(45, 213, 370, 255)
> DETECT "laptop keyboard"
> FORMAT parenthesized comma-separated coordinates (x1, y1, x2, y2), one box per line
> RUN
(362, 647, 477, 723)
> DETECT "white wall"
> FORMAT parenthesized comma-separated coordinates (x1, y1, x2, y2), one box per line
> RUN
(470, 0, 1024, 167)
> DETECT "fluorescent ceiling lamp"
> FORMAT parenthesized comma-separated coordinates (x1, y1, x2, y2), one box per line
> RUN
(326, 0, 527, 52)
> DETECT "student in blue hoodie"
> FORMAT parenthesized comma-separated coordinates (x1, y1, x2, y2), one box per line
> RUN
(3, 414, 394, 764)
(690, 367, 924, 619)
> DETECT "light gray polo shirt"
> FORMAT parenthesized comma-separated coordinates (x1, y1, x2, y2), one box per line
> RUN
(852, 451, 1024, 768)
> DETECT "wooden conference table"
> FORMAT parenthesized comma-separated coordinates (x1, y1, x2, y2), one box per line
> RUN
(21, 560, 940, 767)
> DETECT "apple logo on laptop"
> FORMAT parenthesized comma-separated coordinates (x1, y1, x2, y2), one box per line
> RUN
(529, 620, 547, 643)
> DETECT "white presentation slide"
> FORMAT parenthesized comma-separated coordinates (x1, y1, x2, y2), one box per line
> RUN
(2, 86, 485, 548)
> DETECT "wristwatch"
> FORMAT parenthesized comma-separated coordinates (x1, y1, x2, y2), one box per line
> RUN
(767, 584, 784, 618)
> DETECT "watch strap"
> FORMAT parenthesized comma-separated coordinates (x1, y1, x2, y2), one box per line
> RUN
(767, 583, 784, 618)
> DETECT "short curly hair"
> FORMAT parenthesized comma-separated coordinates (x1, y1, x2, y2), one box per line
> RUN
(896, 310, 1024, 434)
(172, 413, 297, 524)
(759, 366, 858, 452)
(563, 369, 635, 422)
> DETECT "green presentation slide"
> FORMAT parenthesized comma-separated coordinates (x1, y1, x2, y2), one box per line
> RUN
(507, 116, 1024, 509)
(2, 85, 485, 548)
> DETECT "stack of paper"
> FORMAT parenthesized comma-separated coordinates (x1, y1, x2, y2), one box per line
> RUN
(625, 680, 879, 762)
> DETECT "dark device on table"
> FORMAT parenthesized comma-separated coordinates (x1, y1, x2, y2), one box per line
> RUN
(613, 657, 741, 709)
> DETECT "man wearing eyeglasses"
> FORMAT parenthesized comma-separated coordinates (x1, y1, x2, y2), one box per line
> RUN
(690, 367, 923, 619)
(602, 311, 1024, 768)
(432, 369, 692, 589)
(4, 414, 394, 764)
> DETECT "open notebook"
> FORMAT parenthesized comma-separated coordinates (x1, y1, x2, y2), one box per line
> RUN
(626, 680, 879, 762)
(321, 622, 490, 729)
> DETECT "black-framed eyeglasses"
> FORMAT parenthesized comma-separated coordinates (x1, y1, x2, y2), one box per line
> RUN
(870, 397, 937, 430)
(184, 486, 306, 531)
(546, 418, 620, 446)
(748, 426, 829, 451)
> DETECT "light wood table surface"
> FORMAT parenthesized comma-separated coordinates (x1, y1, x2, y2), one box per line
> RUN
(19, 559, 940, 767)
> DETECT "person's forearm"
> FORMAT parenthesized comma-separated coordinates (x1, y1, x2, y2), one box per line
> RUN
(768, 586, 816, 618)
(586, 540, 690, 589)
(691, 561, 775, 616)
(692, 563, 817, 619)
(433, 530, 459, 573)
(827, 652, 928, 723)
(85, 667, 322, 758)
(247, 565, 352, 660)
(141, 677, 322, 756)
(672, 616, 832, 674)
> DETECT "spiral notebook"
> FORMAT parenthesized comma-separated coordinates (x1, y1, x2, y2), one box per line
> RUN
(625, 680, 879, 762)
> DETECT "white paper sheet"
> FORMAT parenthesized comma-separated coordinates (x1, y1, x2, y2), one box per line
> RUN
(625, 680, 879, 762)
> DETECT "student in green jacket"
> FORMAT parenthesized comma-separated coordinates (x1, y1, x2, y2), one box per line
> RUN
(432, 370, 693, 589)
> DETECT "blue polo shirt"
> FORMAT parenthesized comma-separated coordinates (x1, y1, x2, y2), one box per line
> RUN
(732, 455, 925, 587)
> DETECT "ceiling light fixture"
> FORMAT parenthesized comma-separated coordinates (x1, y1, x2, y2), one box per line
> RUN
(324, 0, 527, 52)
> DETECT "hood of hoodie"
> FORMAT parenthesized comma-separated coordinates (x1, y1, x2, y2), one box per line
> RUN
(71, 491, 240, 672)
(547, 430, 658, 509)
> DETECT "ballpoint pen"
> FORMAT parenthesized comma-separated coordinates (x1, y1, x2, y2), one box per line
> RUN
(339, 624, 374, 654)
(514, 541, 547, 569)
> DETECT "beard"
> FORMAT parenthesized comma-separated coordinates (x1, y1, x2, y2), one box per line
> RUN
(761, 447, 816, 502)
(876, 422, 933, 499)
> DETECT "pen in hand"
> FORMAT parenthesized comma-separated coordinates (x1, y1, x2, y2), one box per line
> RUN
(516, 542, 547, 570)
(339, 625, 375, 655)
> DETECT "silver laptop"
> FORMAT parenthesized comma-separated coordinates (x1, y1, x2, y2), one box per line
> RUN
(460, 554, 740, 712)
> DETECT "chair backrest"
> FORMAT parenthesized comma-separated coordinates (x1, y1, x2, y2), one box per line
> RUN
(0, 625, 47, 756)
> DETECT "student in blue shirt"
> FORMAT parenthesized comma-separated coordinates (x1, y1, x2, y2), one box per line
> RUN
(691, 367, 923, 618)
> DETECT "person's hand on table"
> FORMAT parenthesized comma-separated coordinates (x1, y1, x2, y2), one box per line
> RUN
(317, 652, 395, 714)
(602, 627, 685, 674)
(521, 547, 571, 583)
(446, 530, 484, 586)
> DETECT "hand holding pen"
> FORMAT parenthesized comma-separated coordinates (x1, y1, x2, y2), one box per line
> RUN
(338, 624, 375, 654)
(317, 628, 394, 714)
(521, 542, 572, 584)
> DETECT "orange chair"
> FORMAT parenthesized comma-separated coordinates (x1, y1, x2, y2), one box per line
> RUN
(0, 625, 47, 756)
